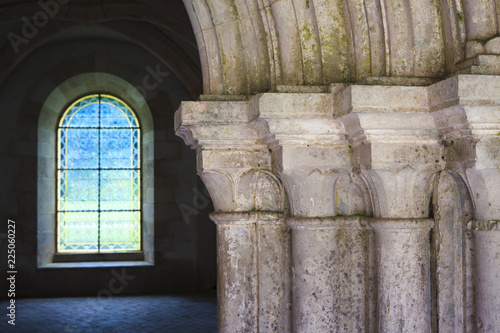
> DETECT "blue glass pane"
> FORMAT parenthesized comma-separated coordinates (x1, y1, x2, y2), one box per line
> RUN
(59, 170, 99, 211)
(60, 95, 99, 128)
(60, 128, 99, 169)
(100, 129, 138, 169)
(100, 96, 138, 128)
(58, 212, 99, 252)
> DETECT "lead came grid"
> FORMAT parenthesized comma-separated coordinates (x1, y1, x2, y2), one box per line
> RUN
(57, 94, 141, 253)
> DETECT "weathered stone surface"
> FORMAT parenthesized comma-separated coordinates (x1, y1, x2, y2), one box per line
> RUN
(212, 213, 258, 333)
(184, 0, 455, 94)
(257, 220, 292, 333)
(473, 230, 500, 333)
(176, 102, 290, 332)
(288, 217, 374, 333)
(176, 74, 500, 333)
(433, 171, 475, 333)
(372, 219, 434, 332)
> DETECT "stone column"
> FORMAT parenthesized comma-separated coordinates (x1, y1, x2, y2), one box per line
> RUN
(431, 75, 500, 332)
(371, 219, 434, 332)
(288, 217, 375, 332)
(336, 84, 444, 331)
(175, 98, 290, 333)
(258, 88, 375, 332)
(432, 171, 474, 333)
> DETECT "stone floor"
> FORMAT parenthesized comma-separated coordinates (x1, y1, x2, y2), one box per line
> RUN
(0, 290, 217, 333)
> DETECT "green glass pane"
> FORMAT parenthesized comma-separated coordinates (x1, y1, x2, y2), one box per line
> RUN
(100, 170, 139, 211)
(99, 211, 140, 251)
(60, 96, 99, 128)
(59, 170, 99, 211)
(100, 96, 138, 128)
(60, 128, 99, 169)
(58, 212, 99, 252)
(100, 129, 137, 169)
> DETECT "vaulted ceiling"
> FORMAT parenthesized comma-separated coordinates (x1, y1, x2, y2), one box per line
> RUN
(0, 0, 202, 97)
(185, 0, 500, 95)
(1, 0, 499, 97)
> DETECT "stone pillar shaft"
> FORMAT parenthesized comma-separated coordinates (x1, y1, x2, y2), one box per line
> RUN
(257, 220, 292, 332)
(288, 217, 374, 333)
(213, 213, 258, 333)
(211, 212, 290, 333)
(372, 219, 434, 332)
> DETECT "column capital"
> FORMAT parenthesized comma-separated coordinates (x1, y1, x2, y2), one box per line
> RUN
(337, 84, 444, 218)
(430, 74, 500, 220)
(256, 88, 360, 217)
(175, 99, 285, 213)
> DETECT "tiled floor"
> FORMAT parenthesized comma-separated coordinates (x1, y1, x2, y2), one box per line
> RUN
(0, 291, 217, 333)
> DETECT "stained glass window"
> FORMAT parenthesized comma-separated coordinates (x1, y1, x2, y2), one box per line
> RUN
(57, 94, 141, 253)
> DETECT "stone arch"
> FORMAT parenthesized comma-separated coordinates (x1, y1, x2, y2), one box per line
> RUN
(182, 0, 481, 95)
(5, 0, 498, 97)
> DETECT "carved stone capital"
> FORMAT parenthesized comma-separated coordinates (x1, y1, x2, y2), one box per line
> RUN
(257, 89, 356, 217)
(175, 99, 284, 213)
(337, 85, 444, 218)
(431, 75, 500, 220)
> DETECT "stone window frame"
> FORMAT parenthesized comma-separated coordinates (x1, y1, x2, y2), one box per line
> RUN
(38, 73, 154, 268)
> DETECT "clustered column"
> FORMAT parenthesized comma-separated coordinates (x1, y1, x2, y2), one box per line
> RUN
(176, 75, 500, 332)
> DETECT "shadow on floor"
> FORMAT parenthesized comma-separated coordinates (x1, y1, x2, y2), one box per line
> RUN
(0, 290, 217, 333)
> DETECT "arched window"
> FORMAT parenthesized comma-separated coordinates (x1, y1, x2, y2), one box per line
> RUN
(57, 94, 141, 253)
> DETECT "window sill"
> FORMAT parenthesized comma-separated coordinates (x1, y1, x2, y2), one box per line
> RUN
(39, 261, 154, 269)
(53, 252, 145, 263)
(38, 252, 153, 268)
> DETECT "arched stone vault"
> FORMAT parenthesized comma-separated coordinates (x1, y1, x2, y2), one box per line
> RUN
(181, 0, 500, 95)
